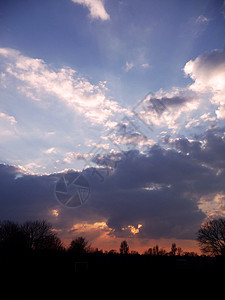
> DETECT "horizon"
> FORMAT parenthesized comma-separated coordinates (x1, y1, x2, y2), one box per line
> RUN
(1, 0, 225, 255)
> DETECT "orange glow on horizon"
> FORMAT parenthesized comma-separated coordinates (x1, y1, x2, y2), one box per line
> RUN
(57, 221, 200, 254)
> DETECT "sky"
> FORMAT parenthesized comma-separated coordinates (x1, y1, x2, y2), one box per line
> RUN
(0, 0, 225, 253)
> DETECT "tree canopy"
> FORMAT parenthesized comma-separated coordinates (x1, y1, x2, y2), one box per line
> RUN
(197, 218, 225, 256)
(120, 240, 129, 254)
(0, 220, 63, 252)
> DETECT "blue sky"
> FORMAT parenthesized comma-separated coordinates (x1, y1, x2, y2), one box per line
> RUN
(1, 0, 225, 251)
(1, 0, 225, 173)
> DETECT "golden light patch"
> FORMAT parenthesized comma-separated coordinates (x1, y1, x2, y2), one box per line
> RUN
(51, 209, 59, 217)
(122, 224, 143, 235)
(70, 222, 111, 232)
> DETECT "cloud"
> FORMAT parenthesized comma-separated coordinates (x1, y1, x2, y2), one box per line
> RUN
(184, 47, 225, 119)
(124, 61, 134, 72)
(200, 113, 216, 123)
(44, 147, 56, 154)
(130, 46, 225, 134)
(141, 63, 150, 69)
(2, 126, 225, 241)
(63, 152, 91, 164)
(105, 119, 155, 150)
(88, 130, 225, 239)
(71, 0, 110, 21)
(0, 164, 57, 223)
(124, 62, 150, 72)
(166, 127, 225, 169)
(132, 89, 199, 130)
(1, 124, 225, 243)
(0, 48, 125, 125)
(0, 112, 17, 126)
(1, 46, 225, 244)
(0, 111, 17, 137)
(195, 15, 210, 24)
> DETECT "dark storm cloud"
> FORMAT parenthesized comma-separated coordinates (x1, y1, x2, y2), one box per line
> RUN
(86, 146, 211, 239)
(0, 164, 57, 222)
(140, 91, 195, 116)
(166, 127, 225, 168)
(1, 127, 225, 240)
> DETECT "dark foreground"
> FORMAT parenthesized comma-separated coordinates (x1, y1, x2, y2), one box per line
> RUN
(1, 251, 225, 290)
(1, 251, 225, 299)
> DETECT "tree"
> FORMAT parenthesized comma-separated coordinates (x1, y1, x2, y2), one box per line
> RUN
(21, 220, 63, 251)
(107, 249, 117, 255)
(197, 218, 225, 256)
(0, 220, 63, 252)
(120, 240, 129, 255)
(145, 245, 166, 256)
(68, 236, 90, 255)
(177, 247, 183, 256)
(171, 243, 177, 256)
(0, 220, 26, 251)
(153, 245, 159, 256)
(144, 247, 153, 255)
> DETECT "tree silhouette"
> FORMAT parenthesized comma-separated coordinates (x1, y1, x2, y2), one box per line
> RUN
(144, 245, 166, 256)
(171, 243, 177, 256)
(21, 220, 63, 251)
(120, 240, 129, 254)
(0, 220, 26, 251)
(197, 218, 225, 256)
(153, 245, 159, 255)
(177, 247, 183, 256)
(0, 220, 63, 252)
(69, 236, 90, 255)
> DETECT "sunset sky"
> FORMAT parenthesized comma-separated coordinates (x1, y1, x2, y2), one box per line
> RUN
(1, 0, 225, 253)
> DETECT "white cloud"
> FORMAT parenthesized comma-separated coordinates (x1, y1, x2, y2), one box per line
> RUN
(200, 113, 216, 123)
(141, 63, 150, 69)
(185, 118, 200, 129)
(71, 0, 110, 21)
(0, 111, 17, 137)
(133, 88, 200, 131)
(108, 129, 155, 148)
(0, 112, 17, 126)
(0, 48, 125, 125)
(44, 147, 56, 154)
(63, 152, 91, 164)
(90, 142, 109, 149)
(124, 61, 134, 72)
(196, 15, 210, 24)
(184, 48, 225, 119)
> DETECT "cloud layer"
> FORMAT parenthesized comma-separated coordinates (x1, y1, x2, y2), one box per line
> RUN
(0, 48, 123, 125)
(71, 0, 110, 21)
(1, 126, 225, 244)
(184, 47, 225, 119)
(1, 44, 225, 246)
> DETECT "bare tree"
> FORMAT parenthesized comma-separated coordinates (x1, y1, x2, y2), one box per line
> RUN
(120, 240, 129, 254)
(0, 220, 26, 251)
(21, 220, 63, 251)
(197, 218, 225, 256)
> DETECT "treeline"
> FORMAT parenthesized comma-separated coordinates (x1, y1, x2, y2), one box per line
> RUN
(1, 218, 225, 258)
(1, 219, 225, 277)
(0, 219, 196, 256)
(0, 220, 63, 252)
